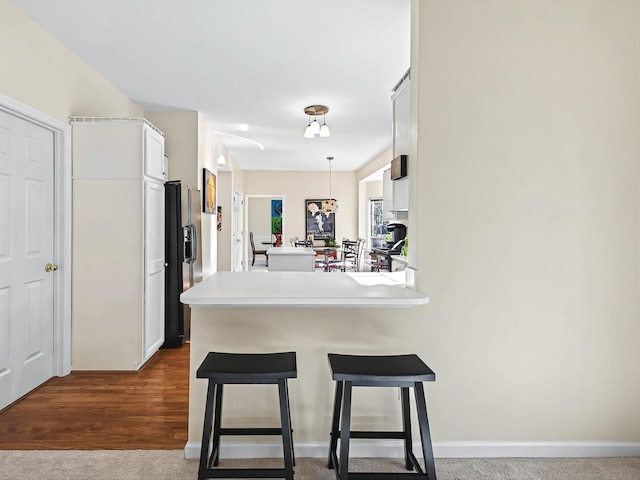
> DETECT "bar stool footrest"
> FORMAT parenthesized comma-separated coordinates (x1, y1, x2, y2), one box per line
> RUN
(200, 467, 289, 478)
(336, 430, 408, 440)
(344, 474, 428, 479)
(219, 427, 284, 436)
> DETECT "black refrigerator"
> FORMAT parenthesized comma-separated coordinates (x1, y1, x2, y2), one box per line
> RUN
(163, 181, 203, 348)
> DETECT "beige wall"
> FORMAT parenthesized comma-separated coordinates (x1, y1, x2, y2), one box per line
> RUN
(198, 119, 218, 277)
(410, 0, 640, 440)
(216, 170, 232, 271)
(357, 145, 392, 182)
(247, 197, 274, 240)
(243, 170, 358, 245)
(0, 1, 142, 122)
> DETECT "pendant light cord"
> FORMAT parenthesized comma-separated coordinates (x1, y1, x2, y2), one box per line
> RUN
(328, 156, 334, 200)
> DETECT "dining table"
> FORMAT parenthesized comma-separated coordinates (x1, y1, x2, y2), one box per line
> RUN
(313, 246, 338, 270)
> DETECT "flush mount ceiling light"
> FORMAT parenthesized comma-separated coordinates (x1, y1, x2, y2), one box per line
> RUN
(304, 105, 330, 138)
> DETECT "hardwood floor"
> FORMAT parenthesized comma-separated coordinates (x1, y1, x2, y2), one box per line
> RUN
(0, 343, 189, 450)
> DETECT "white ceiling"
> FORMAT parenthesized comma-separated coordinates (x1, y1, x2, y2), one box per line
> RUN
(11, 0, 410, 172)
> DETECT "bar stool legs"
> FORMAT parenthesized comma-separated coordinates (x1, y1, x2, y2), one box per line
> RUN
(328, 380, 436, 479)
(197, 351, 297, 480)
(326, 353, 437, 480)
(279, 379, 295, 478)
(414, 383, 436, 480)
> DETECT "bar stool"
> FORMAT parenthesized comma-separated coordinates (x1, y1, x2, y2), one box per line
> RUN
(327, 353, 437, 480)
(197, 351, 297, 480)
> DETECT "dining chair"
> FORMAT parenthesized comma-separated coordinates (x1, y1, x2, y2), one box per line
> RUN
(250, 232, 269, 266)
(290, 236, 312, 247)
(326, 238, 365, 272)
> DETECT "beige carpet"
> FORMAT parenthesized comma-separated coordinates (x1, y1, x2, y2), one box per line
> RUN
(0, 450, 639, 479)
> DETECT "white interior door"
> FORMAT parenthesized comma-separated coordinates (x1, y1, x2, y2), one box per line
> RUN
(0, 110, 55, 410)
(232, 191, 243, 271)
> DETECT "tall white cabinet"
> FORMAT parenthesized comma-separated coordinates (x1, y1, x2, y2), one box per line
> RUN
(71, 117, 166, 370)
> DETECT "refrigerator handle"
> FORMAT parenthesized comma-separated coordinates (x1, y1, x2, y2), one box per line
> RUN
(190, 224, 198, 263)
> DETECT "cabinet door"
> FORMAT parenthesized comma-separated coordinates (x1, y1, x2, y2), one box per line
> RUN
(143, 180, 165, 359)
(393, 79, 411, 157)
(382, 169, 395, 220)
(144, 126, 165, 181)
(393, 177, 409, 212)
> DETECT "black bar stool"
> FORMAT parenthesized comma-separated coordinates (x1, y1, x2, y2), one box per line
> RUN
(327, 353, 437, 480)
(197, 351, 297, 480)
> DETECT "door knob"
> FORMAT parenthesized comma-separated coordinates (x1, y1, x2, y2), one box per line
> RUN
(45, 263, 59, 272)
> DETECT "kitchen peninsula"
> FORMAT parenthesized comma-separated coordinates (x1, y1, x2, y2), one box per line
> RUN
(180, 271, 428, 458)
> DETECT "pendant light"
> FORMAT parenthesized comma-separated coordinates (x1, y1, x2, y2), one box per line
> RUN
(310, 115, 321, 135)
(324, 156, 338, 213)
(319, 113, 330, 137)
(304, 116, 315, 138)
(303, 105, 330, 138)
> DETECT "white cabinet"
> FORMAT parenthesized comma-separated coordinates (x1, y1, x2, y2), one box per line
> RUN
(390, 73, 410, 214)
(393, 177, 409, 212)
(382, 168, 395, 219)
(71, 117, 165, 370)
(393, 75, 411, 159)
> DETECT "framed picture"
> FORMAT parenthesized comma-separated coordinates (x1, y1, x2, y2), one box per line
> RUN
(305, 199, 335, 241)
(203, 168, 216, 214)
(216, 206, 222, 231)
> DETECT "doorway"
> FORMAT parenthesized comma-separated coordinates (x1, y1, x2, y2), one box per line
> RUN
(0, 94, 71, 410)
(244, 195, 284, 270)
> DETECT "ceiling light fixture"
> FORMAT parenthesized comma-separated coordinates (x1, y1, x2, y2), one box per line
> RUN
(304, 105, 330, 138)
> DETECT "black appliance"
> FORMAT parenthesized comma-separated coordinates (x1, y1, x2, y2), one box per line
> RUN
(163, 181, 203, 348)
(387, 222, 407, 247)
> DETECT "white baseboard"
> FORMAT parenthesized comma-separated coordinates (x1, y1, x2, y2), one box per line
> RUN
(184, 440, 640, 460)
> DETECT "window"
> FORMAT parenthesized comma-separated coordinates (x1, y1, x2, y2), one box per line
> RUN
(369, 198, 388, 238)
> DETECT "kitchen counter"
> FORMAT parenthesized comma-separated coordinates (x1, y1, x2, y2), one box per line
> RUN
(180, 271, 428, 307)
(181, 270, 429, 459)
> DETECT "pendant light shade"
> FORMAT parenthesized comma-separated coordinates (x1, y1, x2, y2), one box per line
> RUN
(304, 117, 315, 138)
(310, 117, 320, 135)
(303, 105, 330, 138)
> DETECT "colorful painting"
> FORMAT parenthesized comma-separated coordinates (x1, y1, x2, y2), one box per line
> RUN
(271, 199, 282, 218)
(217, 206, 222, 231)
(203, 168, 216, 214)
(271, 216, 282, 234)
(305, 199, 335, 241)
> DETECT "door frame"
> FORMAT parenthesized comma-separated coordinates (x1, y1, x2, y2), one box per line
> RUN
(0, 93, 72, 377)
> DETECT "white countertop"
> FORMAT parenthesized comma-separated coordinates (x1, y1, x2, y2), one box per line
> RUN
(266, 247, 315, 255)
(180, 271, 428, 307)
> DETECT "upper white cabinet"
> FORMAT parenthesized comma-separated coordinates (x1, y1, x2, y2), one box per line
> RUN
(392, 74, 411, 159)
(70, 117, 165, 371)
(144, 126, 166, 181)
(382, 168, 395, 219)
(388, 71, 410, 213)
